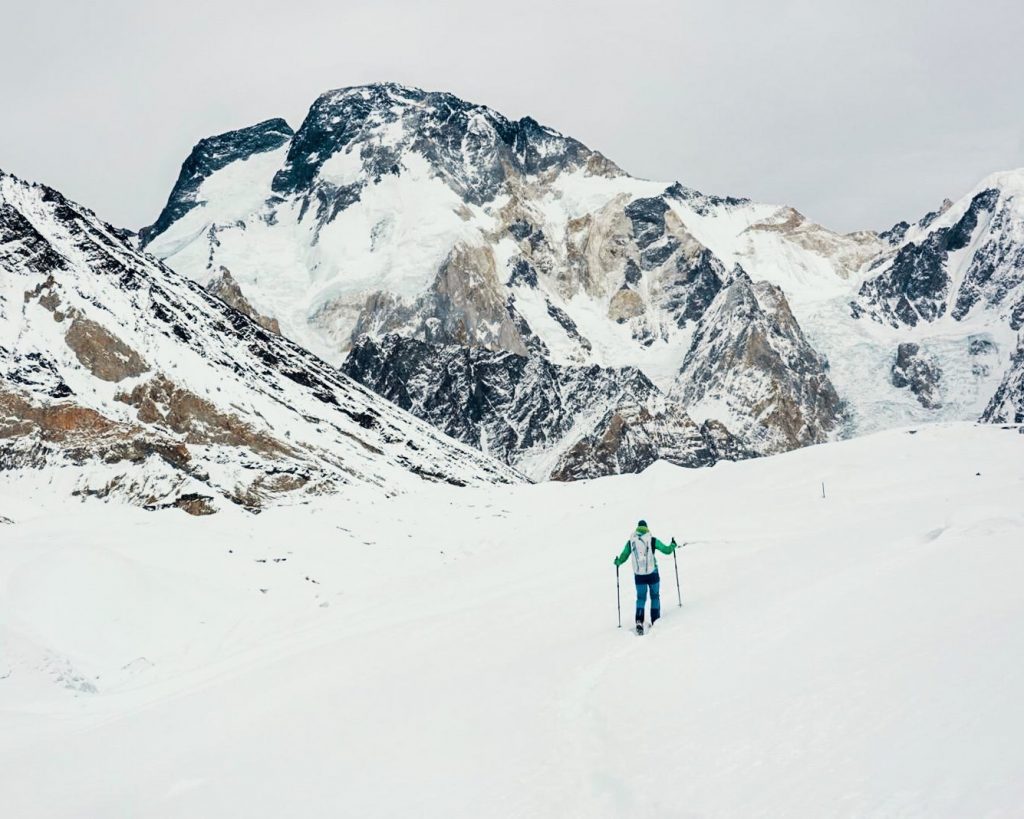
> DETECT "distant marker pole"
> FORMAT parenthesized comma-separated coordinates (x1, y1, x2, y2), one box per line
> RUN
(822, 481, 826, 499)
(616, 565, 622, 628)
(673, 538, 682, 607)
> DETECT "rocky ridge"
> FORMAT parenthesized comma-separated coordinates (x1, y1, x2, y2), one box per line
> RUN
(0, 170, 518, 513)
(342, 333, 752, 480)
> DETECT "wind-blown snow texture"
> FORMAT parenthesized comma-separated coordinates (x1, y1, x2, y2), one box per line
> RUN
(2, 423, 1022, 817)
(0, 170, 518, 512)
(142, 83, 1024, 474)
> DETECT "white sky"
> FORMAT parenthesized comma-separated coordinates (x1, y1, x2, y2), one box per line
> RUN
(3, 0, 1022, 233)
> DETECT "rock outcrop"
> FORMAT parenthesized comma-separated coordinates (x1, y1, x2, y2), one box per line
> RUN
(205, 267, 281, 334)
(891, 343, 943, 409)
(981, 334, 1024, 424)
(674, 269, 843, 453)
(342, 334, 749, 480)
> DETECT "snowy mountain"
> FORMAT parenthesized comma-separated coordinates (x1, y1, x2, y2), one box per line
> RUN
(136, 82, 1024, 475)
(0, 170, 517, 513)
(142, 83, 882, 473)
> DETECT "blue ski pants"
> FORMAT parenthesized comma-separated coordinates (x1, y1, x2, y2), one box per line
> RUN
(634, 572, 660, 623)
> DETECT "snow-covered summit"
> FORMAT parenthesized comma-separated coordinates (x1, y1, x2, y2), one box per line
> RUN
(269, 82, 620, 205)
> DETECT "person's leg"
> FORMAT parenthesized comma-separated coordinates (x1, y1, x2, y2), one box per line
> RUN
(650, 580, 661, 623)
(635, 579, 648, 624)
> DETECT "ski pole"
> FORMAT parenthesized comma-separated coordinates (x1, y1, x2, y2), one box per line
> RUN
(616, 564, 621, 628)
(672, 538, 682, 607)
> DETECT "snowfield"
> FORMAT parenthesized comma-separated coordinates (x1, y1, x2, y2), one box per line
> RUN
(2, 423, 1023, 818)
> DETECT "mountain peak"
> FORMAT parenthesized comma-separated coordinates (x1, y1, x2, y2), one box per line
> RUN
(974, 167, 1024, 196)
(140, 117, 293, 244)
(269, 83, 616, 201)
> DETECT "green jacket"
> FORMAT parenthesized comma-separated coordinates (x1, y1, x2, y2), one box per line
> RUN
(614, 526, 676, 573)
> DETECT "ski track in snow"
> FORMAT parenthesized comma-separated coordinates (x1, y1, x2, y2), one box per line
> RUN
(1, 423, 1023, 818)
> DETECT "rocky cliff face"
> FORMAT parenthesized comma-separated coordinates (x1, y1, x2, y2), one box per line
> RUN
(891, 343, 943, 410)
(853, 174, 1024, 332)
(981, 334, 1024, 424)
(673, 269, 844, 452)
(342, 334, 750, 480)
(0, 170, 517, 512)
(853, 189, 1003, 327)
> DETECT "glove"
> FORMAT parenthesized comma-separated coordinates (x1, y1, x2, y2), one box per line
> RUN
(670, 537, 677, 552)
(613, 556, 620, 567)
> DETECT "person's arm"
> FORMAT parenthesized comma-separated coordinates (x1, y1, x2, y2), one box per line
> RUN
(653, 537, 677, 555)
(613, 542, 631, 566)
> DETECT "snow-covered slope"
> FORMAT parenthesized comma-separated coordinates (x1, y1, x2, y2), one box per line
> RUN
(0, 170, 517, 512)
(2, 422, 1022, 817)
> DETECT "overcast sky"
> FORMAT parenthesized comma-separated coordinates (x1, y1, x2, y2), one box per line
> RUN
(3, 0, 1022, 232)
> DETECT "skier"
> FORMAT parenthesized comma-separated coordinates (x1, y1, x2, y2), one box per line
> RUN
(614, 520, 677, 634)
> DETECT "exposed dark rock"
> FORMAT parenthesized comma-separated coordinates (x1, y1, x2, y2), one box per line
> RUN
(624, 197, 669, 249)
(664, 248, 726, 327)
(509, 220, 533, 241)
(550, 407, 751, 481)
(144, 493, 217, 516)
(640, 237, 680, 271)
(880, 220, 911, 245)
(509, 257, 539, 288)
(891, 343, 943, 409)
(546, 301, 592, 353)
(270, 83, 616, 223)
(952, 199, 1024, 320)
(1, 202, 68, 273)
(981, 335, 1024, 424)
(623, 259, 642, 285)
(342, 334, 745, 479)
(2, 168, 518, 513)
(664, 183, 752, 215)
(855, 189, 1000, 327)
